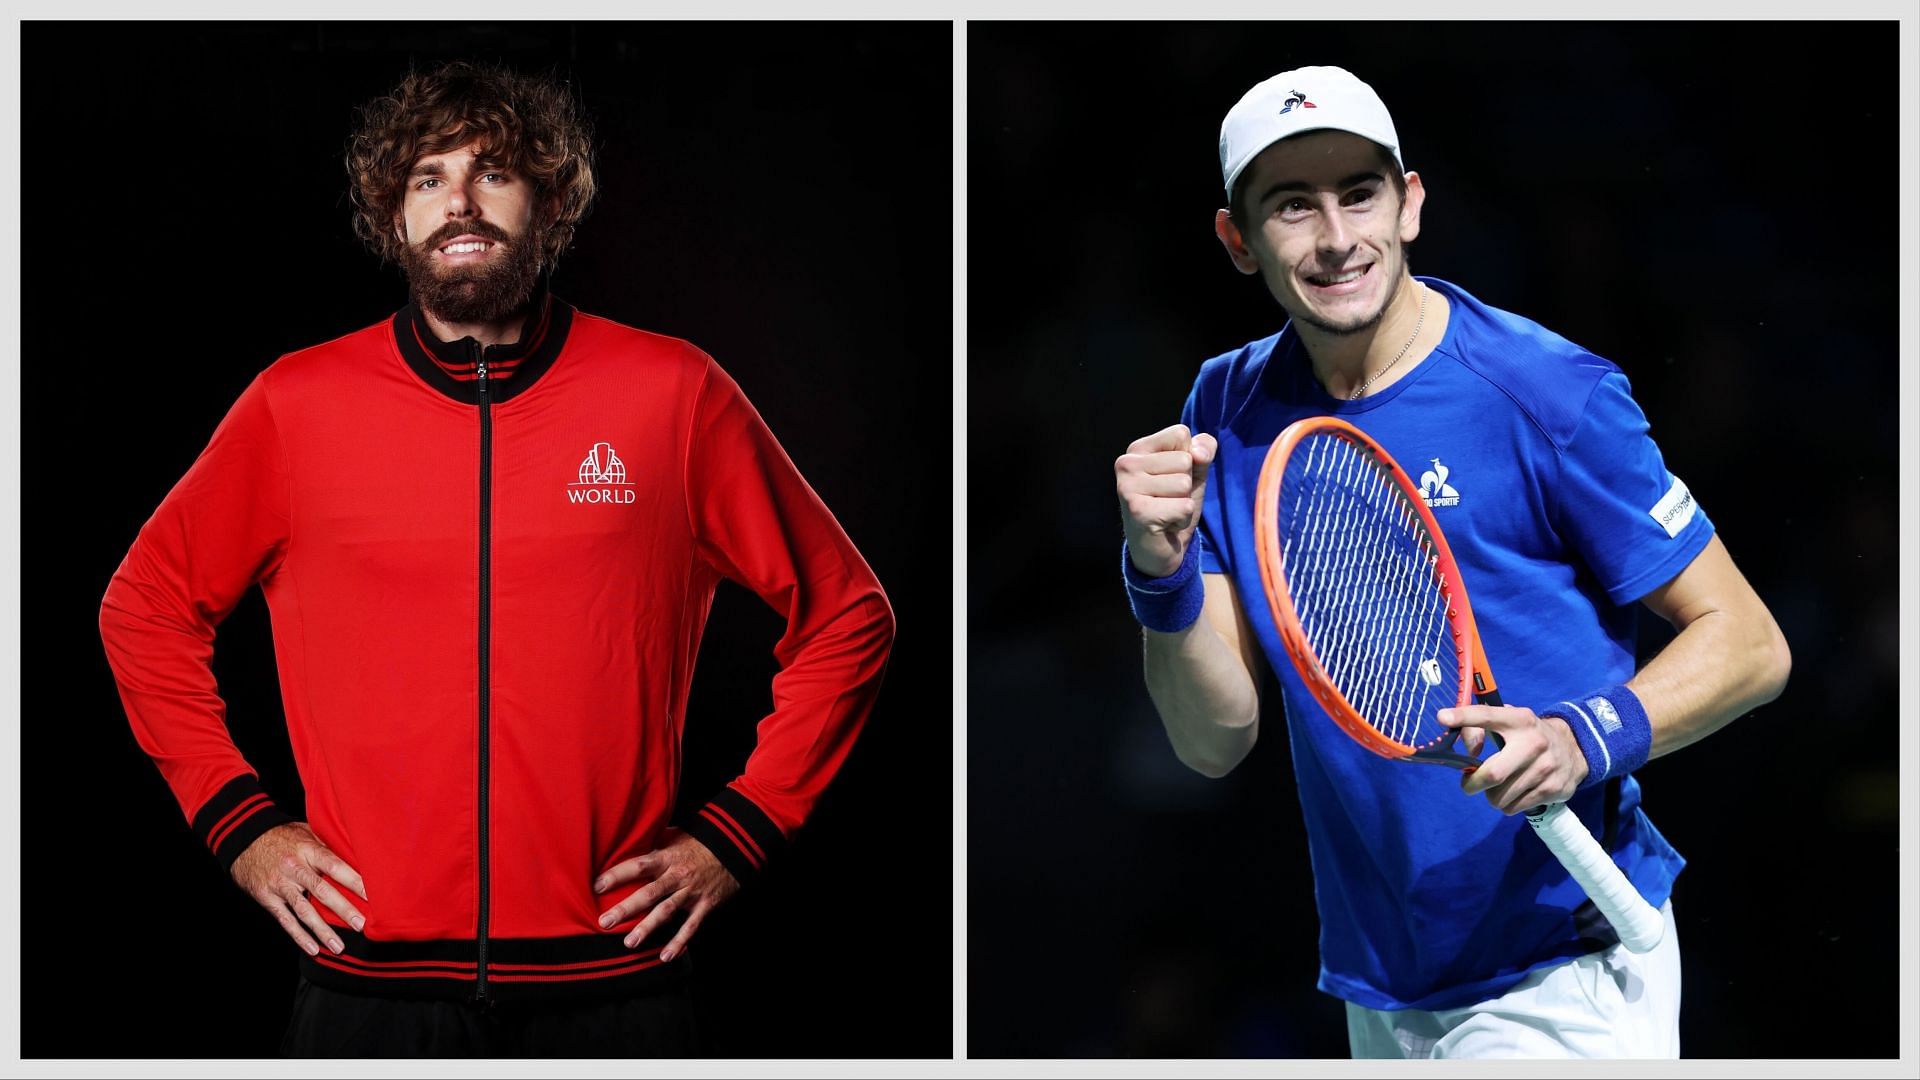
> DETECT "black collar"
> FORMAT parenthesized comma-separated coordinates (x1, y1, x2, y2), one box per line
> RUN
(392, 275, 573, 405)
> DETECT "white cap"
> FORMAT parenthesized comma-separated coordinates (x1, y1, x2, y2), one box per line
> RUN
(1219, 66, 1402, 204)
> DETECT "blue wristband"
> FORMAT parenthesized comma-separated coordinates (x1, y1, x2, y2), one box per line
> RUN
(1539, 685, 1653, 789)
(1121, 538, 1205, 633)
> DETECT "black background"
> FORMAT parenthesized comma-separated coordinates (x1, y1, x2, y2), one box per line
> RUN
(23, 21, 950, 1058)
(967, 22, 1902, 1058)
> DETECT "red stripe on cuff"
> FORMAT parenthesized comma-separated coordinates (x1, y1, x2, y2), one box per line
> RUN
(705, 803, 769, 865)
(207, 794, 272, 851)
(698, 807, 763, 869)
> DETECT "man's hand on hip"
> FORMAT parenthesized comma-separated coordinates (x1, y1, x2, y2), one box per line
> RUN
(230, 821, 369, 956)
(593, 828, 740, 962)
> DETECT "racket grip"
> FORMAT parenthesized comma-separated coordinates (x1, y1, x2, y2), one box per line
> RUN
(1525, 802, 1665, 954)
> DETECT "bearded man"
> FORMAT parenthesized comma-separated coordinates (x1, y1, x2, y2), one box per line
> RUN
(99, 59, 895, 1058)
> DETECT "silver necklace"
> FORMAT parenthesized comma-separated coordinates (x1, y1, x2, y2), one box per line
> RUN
(1348, 283, 1428, 400)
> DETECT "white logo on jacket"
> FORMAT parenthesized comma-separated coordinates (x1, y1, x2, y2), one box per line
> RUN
(568, 442, 636, 504)
(1419, 458, 1460, 508)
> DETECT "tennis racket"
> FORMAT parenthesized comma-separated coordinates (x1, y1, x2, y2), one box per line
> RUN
(1252, 415, 1664, 954)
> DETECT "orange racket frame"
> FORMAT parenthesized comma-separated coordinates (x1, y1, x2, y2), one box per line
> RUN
(1253, 415, 1499, 766)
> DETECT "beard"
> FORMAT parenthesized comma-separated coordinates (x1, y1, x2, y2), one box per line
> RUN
(1275, 249, 1410, 337)
(1292, 300, 1388, 337)
(399, 223, 546, 325)
(1285, 268, 1394, 338)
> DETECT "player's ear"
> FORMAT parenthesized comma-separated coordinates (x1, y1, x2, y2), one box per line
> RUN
(1215, 209, 1261, 276)
(1398, 170, 1425, 246)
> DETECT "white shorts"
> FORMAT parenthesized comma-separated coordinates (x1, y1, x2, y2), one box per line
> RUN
(1344, 899, 1680, 1059)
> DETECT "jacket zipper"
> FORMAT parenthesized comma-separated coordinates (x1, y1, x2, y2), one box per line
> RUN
(474, 342, 494, 1004)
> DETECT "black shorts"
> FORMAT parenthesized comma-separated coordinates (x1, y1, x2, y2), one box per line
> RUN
(278, 974, 701, 1058)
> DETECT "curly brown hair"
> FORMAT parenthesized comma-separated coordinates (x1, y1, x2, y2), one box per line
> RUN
(346, 60, 598, 271)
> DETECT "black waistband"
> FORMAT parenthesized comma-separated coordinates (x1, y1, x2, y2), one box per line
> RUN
(297, 926, 692, 1005)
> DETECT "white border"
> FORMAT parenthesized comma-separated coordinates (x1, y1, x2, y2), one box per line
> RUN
(4, 3, 1918, 1076)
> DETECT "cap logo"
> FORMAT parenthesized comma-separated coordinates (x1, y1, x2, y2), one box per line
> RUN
(1279, 89, 1317, 115)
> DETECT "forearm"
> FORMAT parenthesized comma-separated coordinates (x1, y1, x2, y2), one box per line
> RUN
(1627, 602, 1791, 760)
(1143, 610, 1258, 778)
(684, 569, 893, 883)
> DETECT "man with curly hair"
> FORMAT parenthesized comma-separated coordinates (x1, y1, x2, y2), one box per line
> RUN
(99, 60, 895, 1057)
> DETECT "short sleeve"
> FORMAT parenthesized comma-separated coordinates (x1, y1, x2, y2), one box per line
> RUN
(1553, 371, 1715, 606)
(1179, 376, 1228, 576)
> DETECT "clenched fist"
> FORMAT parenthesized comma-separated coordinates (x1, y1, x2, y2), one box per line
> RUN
(1116, 423, 1218, 578)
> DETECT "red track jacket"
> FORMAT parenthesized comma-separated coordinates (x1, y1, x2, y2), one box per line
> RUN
(99, 284, 895, 1002)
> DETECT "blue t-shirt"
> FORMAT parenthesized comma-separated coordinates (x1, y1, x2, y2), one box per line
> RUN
(1182, 276, 1707, 1011)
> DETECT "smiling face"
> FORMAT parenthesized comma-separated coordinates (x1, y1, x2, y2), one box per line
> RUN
(1219, 130, 1425, 337)
(394, 140, 549, 325)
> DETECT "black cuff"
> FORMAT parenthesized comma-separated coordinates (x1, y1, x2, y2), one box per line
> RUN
(192, 773, 295, 875)
(677, 787, 788, 886)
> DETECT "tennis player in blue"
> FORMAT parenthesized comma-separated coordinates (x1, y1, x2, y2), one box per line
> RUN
(1114, 66, 1791, 1058)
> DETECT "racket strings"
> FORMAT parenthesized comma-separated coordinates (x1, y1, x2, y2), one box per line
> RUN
(1293, 449, 1437, 744)
(1278, 433, 1463, 750)
(1319, 443, 1400, 734)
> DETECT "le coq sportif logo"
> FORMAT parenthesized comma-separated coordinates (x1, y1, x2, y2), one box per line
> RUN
(1419, 458, 1460, 508)
(568, 441, 635, 504)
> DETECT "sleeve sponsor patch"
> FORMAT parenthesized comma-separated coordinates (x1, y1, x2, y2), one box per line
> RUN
(1648, 475, 1697, 539)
